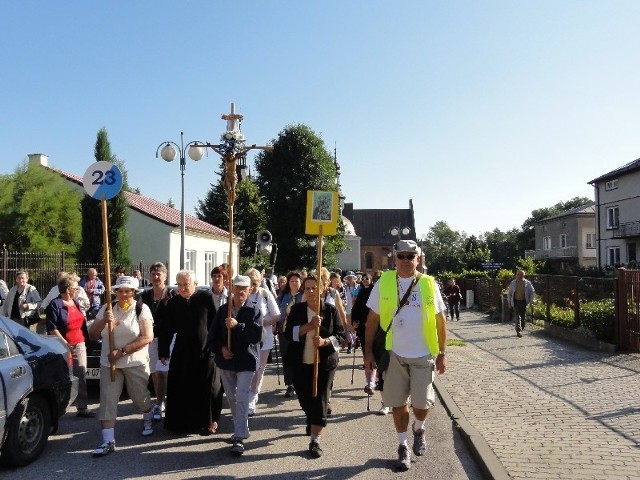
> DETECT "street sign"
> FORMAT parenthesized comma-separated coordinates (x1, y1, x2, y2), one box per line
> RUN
(82, 161, 123, 200)
(481, 262, 504, 269)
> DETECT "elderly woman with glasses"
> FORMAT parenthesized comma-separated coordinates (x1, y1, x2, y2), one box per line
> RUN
(88, 276, 155, 457)
(45, 274, 94, 417)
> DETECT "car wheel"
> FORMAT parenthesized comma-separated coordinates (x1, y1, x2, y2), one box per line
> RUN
(1, 394, 52, 467)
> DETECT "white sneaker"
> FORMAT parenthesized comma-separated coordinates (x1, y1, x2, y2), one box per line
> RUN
(160, 401, 165, 412)
(152, 404, 162, 422)
(141, 419, 154, 436)
(92, 440, 116, 457)
(378, 403, 390, 415)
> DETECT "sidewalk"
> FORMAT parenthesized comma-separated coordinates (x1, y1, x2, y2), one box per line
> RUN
(437, 309, 640, 480)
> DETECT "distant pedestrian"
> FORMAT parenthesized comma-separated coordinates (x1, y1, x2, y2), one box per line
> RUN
(79, 268, 105, 320)
(2, 270, 41, 328)
(132, 269, 150, 288)
(364, 240, 448, 471)
(507, 270, 535, 337)
(443, 278, 462, 321)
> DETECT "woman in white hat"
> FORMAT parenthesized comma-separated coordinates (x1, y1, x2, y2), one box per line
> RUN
(88, 276, 155, 457)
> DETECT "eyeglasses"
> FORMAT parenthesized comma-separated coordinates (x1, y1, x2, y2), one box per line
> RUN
(396, 253, 416, 260)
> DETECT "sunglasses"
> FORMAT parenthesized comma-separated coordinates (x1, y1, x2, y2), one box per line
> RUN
(396, 253, 416, 260)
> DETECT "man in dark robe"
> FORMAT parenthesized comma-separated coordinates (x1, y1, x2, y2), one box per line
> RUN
(159, 270, 223, 434)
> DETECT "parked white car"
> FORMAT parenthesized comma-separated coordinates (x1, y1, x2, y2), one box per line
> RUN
(0, 316, 78, 467)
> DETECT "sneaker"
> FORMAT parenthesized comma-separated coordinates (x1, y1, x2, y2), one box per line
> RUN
(517, 331, 523, 338)
(346, 347, 352, 354)
(230, 438, 245, 456)
(396, 444, 411, 471)
(160, 402, 166, 412)
(141, 419, 154, 436)
(152, 404, 162, 422)
(92, 441, 116, 457)
(363, 384, 374, 396)
(378, 404, 390, 415)
(309, 440, 323, 458)
(412, 427, 426, 456)
(284, 385, 295, 398)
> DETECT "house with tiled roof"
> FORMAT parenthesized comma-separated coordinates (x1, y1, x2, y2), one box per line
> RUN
(29, 153, 239, 286)
(589, 158, 640, 268)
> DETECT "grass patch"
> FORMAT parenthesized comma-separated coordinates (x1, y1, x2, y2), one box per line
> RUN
(447, 339, 466, 347)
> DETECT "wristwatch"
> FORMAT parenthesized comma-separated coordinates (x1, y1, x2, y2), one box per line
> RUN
(438, 350, 446, 356)
(121, 347, 127, 355)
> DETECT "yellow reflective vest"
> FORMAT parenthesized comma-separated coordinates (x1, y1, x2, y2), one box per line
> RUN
(378, 271, 439, 357)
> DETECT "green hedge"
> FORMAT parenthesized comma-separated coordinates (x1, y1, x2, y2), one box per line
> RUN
(530, 298, 615, 343)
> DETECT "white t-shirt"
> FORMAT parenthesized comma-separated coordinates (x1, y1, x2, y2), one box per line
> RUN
(367, 275, 445, 359)
(96, 303, 153, 368)
(248, 288, 281, 351)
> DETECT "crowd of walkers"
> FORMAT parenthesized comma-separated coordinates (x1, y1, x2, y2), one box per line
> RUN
(0, 240, 450, 471)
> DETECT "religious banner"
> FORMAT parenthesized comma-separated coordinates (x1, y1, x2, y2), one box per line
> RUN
(305, 190, 339, 235)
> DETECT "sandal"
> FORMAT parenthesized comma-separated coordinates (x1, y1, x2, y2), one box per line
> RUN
(201, 421, 217, 435)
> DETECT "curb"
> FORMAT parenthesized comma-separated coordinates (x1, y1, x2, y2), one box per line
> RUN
(434, 377, 511, 480)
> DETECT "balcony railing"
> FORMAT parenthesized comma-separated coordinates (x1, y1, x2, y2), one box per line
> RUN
(612, 221, 640, 239)
(526, 246, 578, 260)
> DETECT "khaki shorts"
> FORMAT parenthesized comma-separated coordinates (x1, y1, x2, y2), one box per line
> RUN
(98, 364, 151, 420)
(382, 351, 435, 410)
(148, 337, 171, 373)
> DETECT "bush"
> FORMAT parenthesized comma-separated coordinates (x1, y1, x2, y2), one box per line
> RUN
(531, 298, 615, 343)
(580, 299, 615, 343)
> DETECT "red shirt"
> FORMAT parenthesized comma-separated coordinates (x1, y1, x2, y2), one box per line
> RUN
(66, 303, 85, 345)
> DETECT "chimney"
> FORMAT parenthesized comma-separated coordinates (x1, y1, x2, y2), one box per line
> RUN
(28, 153, 48, 167)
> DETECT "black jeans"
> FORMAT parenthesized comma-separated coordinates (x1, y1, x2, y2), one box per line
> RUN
(513, 299, 527, 332)
(447, 303, 459, 320)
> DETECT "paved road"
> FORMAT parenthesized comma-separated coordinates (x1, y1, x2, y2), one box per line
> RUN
(440, 309, 640, 480)
(2, 348, 484, 479)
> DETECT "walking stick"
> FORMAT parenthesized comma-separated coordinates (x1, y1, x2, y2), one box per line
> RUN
(274, 331, 281, 385)
(100, 198, 115, 382)
(350, 340, 356, 385)
(312, 226, 323, 398)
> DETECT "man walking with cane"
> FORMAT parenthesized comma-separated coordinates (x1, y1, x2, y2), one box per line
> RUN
(364, 240, 448, 471)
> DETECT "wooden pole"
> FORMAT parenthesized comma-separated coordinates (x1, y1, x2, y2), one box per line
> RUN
(100, 198, 115, 382)
(227, 200, 234, 350)
(312, 226, 323, 398)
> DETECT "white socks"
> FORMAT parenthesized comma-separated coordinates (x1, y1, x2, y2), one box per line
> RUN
(102, 428, 115, 444)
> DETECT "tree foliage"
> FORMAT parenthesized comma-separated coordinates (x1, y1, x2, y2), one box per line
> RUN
(254, 124, 345, 272)
(77, 128, 130, 266)
(195, 164, 267, 263)
(422, 221, 467, 273)
(0, 161, 82, 252)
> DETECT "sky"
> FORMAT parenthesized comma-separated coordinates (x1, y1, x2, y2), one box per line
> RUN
(2, 1, 640, 241)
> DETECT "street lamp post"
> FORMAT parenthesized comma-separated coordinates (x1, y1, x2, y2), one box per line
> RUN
(389, 226, 411, 241)
(155, 132, 205, 270)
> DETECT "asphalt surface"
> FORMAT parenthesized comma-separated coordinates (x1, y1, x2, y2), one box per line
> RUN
(8, 307, 633, 479)
(1, 344, 484, 479)
(440, 309, 640, 480)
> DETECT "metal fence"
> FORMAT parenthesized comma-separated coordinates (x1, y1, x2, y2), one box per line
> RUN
(459, 274, 618, 344)
(1, 246, 160, 302)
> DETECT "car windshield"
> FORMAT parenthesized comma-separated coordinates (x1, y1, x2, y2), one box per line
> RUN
(0, 317, 43, 355)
